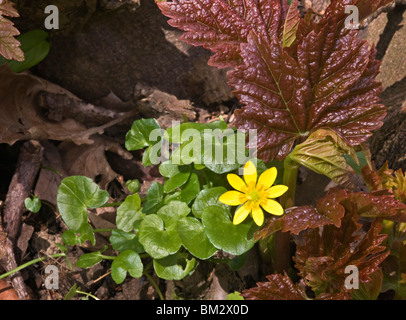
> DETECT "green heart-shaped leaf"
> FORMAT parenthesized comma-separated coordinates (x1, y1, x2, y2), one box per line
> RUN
(142, 182, 164, 214)
(111, 250, 143, 284)
(62, 222, 95, 246)
(109, 229, 144, 253)
(153, 252, 196, 280)
(1, 30, 50, 73)
(57, 176, 109, 231)
(125, 118, 161, 151)
(177, 217, 217, 260)
(157, 201, 190, 227)
(159, 161, 181, 178)
(202, 130, 247, 174)
(116, 194, 142, 232)
(76, 249, 106, 269)
(138, 214, 182, 259)
(192, 187, 228, 218)
(163, 168, 191, 193)
(125, 179, 141, 193)
(202, 205, 258, 255)
(179, 173, 200, 204)
(24, 196, 41, 213)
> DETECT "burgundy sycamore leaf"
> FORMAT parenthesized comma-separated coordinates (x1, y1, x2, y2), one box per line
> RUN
(242, 272, 350, 300)
(159, 0, 391, 161)
(256, 187, 406, 239)
(292, 189, 400, 295)
(158, 0, 289, 69)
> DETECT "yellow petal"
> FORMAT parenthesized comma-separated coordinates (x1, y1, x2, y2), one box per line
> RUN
(266, 185, 289, 198)
(251, 203, 264, 226)
(219, 191, 247, 206)
(233, 202, 252, 225)
(257, 167, 277, 190)
(227, 174, 247, 192)
(243, 160, 257, 188)
(260, 199, 284, 216)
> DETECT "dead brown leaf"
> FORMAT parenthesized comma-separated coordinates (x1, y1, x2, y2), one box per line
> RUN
(58, 136, 133, 189)
(0, 279, 18, 300)
(0, 65, 95, 145)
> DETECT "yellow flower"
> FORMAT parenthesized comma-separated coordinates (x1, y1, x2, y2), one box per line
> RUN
(219, 160, 288, 226)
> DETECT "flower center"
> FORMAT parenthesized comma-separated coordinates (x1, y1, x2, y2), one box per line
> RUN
(248, 190, 260, 202)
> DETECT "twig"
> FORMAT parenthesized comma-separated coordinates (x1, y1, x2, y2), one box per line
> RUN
(2, 140, 44, 243)
(0, 140, 44, 300)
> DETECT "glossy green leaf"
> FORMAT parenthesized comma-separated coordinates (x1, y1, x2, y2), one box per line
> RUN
(109, 229, 144, 253)
(57, 176, 109, 231)
(125, 179, 141, 193)
(202, 205, 258, 255)
(159, 161, 180, 178)
(1, 30, 50, 73)
(153, 252, 196, 280)
(76, 250, 105, 269)
(116, 194, 142, 232)
(202, 130, 247, 174)
(192, 187, 228, 219)
(62, 222, 95, 246)
(111, 250, 143, 284)
(227, 291, 244, 300)
(163, 167, 191, 193)
(142, 182, 164, 214)
(138, 214, 182, 259)
(125, 118, 161, 151)
(177, 217, 217, 260)
(179, 173, 200, 204)
(344, 150, 370, 175)
(164, 122, 209, 144)
(157, 201, 190, 227)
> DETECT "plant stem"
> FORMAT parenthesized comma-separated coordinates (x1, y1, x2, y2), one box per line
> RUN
(274, 154, 300, 273)
(75, 290, 100, 300)
(0, 253, 66, 280)
(100, 202, 123, 208)
(93, 228, 115, 233)
(143, 271, 164, 300)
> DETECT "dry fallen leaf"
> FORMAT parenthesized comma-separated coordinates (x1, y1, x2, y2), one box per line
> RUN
(58, 136, 133, 189)
(0, 65, 96, 145)
(0, 279, 19, 300)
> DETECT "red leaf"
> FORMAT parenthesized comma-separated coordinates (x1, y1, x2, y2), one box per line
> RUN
(232, 23, 386, 160)
(158, 0, 285, 69)
(0, 1, 24, 61)
(242, 272, 308, 300)
(294, 193, 391, 295)
(255, 188, 347, 238)
(158, 0, 390, 161)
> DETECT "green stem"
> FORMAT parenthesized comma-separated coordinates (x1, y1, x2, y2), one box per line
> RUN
(143, 271, 164, 300)
(274, 154, 300, 273)
(75, 290, 100, 300)
(93, 228, 115, 233)
(100, 202, 123, 208)
(100, 254, 115, 260)
(0, 253, 66, 280)
(280, 154, 300, 209)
